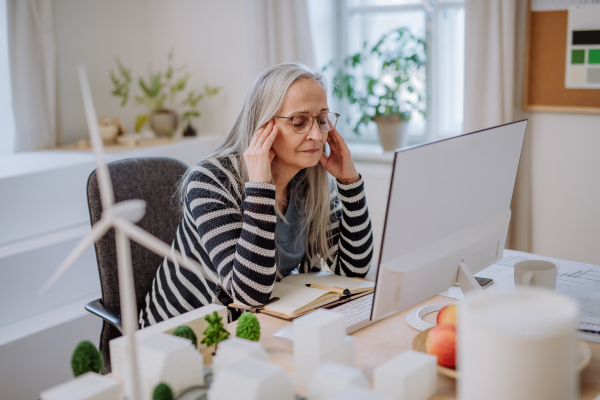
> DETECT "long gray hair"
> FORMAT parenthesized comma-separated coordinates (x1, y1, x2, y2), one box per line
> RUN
(176, 62, 334, 266)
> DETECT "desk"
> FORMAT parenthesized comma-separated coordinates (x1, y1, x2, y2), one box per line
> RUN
(228, 294, 600, 399)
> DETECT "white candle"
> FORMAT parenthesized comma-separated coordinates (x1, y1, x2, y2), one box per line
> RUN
(458, 288, 579, 400)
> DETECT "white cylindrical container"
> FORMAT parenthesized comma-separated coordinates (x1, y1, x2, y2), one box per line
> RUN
(458, 288, 579, 400)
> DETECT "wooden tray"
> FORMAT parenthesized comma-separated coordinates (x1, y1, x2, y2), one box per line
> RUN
(412, 327, 592, 379)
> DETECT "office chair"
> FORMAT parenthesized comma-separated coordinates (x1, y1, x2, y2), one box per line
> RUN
(85, 157, 188, 374)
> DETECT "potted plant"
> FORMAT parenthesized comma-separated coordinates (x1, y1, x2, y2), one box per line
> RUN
(110, 51, 220, 137)
(329, 28, 426, 151)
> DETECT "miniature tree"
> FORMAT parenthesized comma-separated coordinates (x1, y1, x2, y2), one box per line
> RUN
(71, 340, 103, 377)
(236, 312, 261, 341)
(152, 382, 174, 400)
(173, 325, 198, 347)
(201, 311, 230, 353)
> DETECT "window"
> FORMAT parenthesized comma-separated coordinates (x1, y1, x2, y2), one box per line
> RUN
(0, 0, 15, 155)
(309, 0, 464, 147)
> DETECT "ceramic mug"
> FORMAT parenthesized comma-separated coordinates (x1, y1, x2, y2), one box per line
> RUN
(514, 260, 557, 290)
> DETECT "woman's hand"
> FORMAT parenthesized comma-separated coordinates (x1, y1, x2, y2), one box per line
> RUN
(320, 126, 360, 185)
(244, 119, 278, 183)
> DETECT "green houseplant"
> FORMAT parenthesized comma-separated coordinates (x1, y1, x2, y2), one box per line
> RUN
(110, 51, 221, 137)
(329, 27, 426, 150)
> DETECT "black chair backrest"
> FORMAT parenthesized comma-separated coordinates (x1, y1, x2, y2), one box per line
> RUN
(87, 157, 188, 372)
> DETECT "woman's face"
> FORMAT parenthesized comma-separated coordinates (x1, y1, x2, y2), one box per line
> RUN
(271, 78, 328, 173)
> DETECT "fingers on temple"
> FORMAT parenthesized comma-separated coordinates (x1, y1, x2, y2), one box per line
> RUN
(253, 120, 273, 145)
(262, 125, 278, 147)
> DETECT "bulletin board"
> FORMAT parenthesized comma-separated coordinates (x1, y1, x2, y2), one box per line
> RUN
(523, 1, 600, 113)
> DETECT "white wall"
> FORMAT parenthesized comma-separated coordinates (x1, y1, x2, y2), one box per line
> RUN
(513, 1, 600, 265)
(54, 0, 254, 145)
(528, 113, 600, 265)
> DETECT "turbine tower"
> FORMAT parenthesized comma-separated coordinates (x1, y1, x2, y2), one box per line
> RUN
(39, 65, 211, 400)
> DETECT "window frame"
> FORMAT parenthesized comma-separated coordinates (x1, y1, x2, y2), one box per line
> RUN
(335, 0, 465, 147)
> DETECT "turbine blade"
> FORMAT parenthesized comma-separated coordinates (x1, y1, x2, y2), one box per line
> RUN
(114, 218, 204, 275)
(77, 65, 115, 209)
(38, 218, 112, 296)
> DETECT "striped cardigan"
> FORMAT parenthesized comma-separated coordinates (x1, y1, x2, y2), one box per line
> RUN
(139, 155, 374, 326)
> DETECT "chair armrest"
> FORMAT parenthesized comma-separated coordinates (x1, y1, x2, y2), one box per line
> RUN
(85, 299, 123, 333)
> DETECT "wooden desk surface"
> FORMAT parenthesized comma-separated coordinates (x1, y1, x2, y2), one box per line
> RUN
(228, 295, 600, 399)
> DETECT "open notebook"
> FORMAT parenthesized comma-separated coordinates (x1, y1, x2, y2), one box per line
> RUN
(238, 272, 375, 318)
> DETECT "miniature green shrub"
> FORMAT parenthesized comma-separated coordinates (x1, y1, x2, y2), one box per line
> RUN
(173, 325, 198, 347)
(201, 311, 230, 351)
(236, 312, 261, 341)
(152, 382, 174, 400)
(71, 340, 102, 377)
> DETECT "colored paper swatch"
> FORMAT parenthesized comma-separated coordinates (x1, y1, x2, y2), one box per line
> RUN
(588, 68, 600, 83)
(569, 66, 586, 84)
(572, 30, 600, 45)
(589, 49, 600, 64)
(571, 49, 585, 64)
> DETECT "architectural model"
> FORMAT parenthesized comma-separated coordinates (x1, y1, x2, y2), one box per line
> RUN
(293, 309, 355, 385)
(126, 333, 204, 400)
(40, 372, 122, 400)
(374, 350, 437, 400)
(326, 386, 393, 400)
(110, 303, 226, 380)
(212, 337, 269, 372)
(308, 361, 369, 400)
(208, 358, 294, 400)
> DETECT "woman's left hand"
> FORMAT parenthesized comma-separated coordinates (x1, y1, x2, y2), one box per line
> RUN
(320, 126, 360, 185)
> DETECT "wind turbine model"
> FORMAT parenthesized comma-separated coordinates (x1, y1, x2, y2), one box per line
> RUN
(39, 65, 211, 400)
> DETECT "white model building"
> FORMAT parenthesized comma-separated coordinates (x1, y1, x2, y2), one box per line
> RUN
(326, 386, 394, 400)
(212, 337, 269, 373)
(308, 362, 369, 400)
(125, 333, 204, 400)
(208, 358, 294, 400)
(111, 303, 225, 380)
(373, 350, 437, 400)
(40, 372, 122, 400)
(293, 309, 356, 385)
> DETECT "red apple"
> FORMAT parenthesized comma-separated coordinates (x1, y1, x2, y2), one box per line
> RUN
(425, 324, 456, 368)
(436, 304, 457, 326)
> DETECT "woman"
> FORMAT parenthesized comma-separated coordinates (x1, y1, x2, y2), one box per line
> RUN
(139, 62, 373, 326)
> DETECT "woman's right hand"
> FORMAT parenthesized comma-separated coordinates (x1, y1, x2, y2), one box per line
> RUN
(244, 119, 278, 183)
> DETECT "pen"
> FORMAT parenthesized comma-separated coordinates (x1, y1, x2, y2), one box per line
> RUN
(305, 284, 351, 297)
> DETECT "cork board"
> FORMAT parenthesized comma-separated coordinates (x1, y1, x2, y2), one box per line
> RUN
(523, 8, 600, 113)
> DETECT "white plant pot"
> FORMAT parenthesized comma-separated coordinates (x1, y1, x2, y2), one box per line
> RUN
(149, 108, 178, 137)
(374, 117, 409, 151)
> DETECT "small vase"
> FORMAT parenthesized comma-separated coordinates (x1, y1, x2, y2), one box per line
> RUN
(149, 108, 178, 137)
(374, 116, 409, 151)
(183, 124, 197, 137)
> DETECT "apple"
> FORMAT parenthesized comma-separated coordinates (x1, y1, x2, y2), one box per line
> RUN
(425, 324, 456, 368)
(436, 304, 457, 326)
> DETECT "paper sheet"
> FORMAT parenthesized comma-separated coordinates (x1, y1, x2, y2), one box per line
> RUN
(437, 249, 600, 341)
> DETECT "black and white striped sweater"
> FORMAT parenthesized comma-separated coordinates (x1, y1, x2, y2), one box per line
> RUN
(139, 155, 374, 326)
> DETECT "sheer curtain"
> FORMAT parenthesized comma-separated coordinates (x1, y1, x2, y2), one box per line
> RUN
(0, 0, 16, 155)
(463, 0, 531, 251)
(247, 0, 315, 78)
(8, 0, 57, 152)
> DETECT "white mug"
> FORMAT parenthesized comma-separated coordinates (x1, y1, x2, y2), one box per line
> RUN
(514, 260, 557, 290)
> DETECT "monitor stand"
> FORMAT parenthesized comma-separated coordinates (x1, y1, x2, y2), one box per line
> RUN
(405, 260, 481, 331)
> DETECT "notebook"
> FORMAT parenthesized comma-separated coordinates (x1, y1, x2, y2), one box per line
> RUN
(252, 272, 374, 317)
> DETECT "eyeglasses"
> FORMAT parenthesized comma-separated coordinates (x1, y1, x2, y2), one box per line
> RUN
(273, 112, 340, 134)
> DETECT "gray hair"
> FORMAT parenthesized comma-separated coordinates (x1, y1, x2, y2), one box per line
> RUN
(176, 62, 334, 266)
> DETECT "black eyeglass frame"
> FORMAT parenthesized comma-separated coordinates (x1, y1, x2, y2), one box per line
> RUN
(273, 112, 340, 134)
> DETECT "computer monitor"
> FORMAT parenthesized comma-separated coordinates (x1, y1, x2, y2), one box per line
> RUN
(370, 120, 528, 322)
